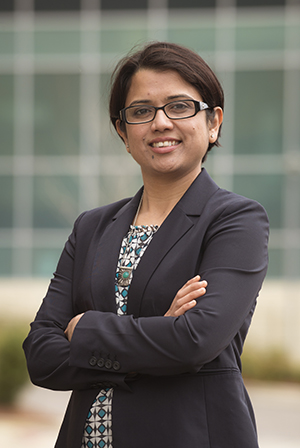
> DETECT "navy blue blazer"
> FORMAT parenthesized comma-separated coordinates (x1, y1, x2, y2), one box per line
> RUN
(23, 169, 269, 448)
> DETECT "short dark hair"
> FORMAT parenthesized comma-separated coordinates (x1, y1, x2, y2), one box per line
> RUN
(109, 41, 224, 160)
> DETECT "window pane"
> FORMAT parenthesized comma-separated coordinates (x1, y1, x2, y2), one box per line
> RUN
(100, 73, 116, 155)
(233, 174, 283, 229)
(34, 74, 80, 155)
(0, 248, 12, 276)
(168, 26, 215, 53)
(236, 25, 284, 51)
(237, 0, 285, 6)
(0, 176, 13, 228)
(33, 247, 62, 277)
(100, 28, 147, 54)
(33, 176, 79, 228)
(0, 75, 14, 155)
(34, 0, 81, 11)
(34, 29, 80, 55)
(0, 1, 14, 12)
(101, 0, 147, 9)
(0, 30, 14, 55)
(288, 25, 300, 51)
(99, 174, 142, 205)
(234, 71, 283, 155)
(169, 0, 216, 7)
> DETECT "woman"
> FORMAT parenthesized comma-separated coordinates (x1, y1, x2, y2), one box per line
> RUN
(23, 42, 269, 448)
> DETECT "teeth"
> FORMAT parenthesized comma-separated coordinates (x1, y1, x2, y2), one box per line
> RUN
(152, 140, 178, 148)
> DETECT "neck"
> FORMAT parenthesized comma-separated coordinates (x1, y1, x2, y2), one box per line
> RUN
(135, 169, 201, 226)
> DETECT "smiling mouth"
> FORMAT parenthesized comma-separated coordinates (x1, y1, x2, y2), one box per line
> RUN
(151, 140, 180, 148)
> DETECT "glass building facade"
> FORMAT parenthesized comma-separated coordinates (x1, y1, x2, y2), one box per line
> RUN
(0, 0, 299, 278)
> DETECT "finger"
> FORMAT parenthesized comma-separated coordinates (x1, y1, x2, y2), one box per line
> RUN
(175, 299, 197, 316)
(183, 278, 207, 291)
(177, 280, 207, 299)
(185, 286, 206, 302)
(175, 286, 206, 309)
(183, 275, 201, 288)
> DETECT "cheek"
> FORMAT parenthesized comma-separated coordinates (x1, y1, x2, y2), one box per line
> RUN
(190, 126, 202, 140)
(127, 128, 144, 144)
(189, 121, 202, 135)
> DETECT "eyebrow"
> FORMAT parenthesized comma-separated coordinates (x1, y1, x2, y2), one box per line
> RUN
(128, 94, 194, 107)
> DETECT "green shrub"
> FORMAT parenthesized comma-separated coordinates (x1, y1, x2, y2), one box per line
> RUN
(242, 348, 300, 383)
(0, 324, 29, 405)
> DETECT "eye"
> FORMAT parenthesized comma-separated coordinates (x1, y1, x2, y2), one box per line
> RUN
(168, 101, 193, 114)
(132, 106, 153, 117)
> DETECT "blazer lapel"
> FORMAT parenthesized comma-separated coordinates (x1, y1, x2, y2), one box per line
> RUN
(91, 189, 143, 313)
(127, 169, 220, 317)
(127, 206, 194, 317)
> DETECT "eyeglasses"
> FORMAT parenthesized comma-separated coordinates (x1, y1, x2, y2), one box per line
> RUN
(119, 99, 210, 125)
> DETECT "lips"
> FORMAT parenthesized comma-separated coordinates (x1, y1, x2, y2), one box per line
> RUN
(151, 140, 179, 148)
(149, 138, 181, 153)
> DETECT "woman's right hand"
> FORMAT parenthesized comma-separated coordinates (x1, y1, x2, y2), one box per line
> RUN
(164, 275, 207, 317)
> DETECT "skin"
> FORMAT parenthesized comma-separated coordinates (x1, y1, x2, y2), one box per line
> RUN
(117, 69, 223, 227)
(65, 68, 223, 341)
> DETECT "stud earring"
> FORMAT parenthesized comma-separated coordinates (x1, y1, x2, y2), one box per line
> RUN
(211, 134, 214, 139)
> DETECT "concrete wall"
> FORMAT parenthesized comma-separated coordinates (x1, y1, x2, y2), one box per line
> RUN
(1, 278, 300, 364)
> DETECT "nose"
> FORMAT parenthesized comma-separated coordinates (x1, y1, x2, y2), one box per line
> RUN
(151, 109, 174, 131)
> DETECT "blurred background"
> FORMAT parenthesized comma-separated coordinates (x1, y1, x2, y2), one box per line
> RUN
(0, 0, 299, 446)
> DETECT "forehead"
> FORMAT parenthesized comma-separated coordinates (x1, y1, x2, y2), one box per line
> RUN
(125, 69, 201, 105)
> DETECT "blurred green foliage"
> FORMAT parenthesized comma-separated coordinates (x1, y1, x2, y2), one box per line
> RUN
(242, 349, 300, 383)
(0, 323, 29, 404)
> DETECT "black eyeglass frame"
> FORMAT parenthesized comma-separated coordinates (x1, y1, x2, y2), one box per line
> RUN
(119, 100, 210, 125)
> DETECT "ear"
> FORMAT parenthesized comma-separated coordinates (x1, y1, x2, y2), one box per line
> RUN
(209, 107, 223, 143)
(116, 119, 130, 152)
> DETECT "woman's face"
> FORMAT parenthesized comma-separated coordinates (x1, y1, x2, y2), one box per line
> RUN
(117, 69, 222, 182)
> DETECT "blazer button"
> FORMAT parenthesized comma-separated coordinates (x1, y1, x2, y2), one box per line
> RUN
(89, 356, 97, 367)
(112, 361, 121, 371)
(97, 358, 105, 368)
(105, 359, 112, 369)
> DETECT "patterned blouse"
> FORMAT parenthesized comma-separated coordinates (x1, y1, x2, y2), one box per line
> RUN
(81, 224, 159, 448)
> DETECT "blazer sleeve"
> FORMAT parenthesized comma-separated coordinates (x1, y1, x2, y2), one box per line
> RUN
(68, 197, 269, 377)
(23, 212, 128, 391)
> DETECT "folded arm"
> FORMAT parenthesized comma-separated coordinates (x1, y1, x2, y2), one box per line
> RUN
(23, 198, 269, 389)
(68, 199, 268, 376)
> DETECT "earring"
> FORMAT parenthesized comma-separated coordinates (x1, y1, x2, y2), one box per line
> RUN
(211, 134, 214, 139)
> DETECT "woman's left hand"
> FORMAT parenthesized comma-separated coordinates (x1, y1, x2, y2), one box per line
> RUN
(64, 313, 84, 342)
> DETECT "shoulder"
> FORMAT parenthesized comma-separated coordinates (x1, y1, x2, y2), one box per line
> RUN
(202, 188, 269, 249)
(187, 169, 268, 226)
(192, 171, 269, 242)
(73, 197, 132, 234)
(212, 188, 268, 223)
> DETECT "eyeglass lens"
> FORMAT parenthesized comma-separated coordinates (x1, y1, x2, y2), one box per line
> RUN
(125, 100, 197, 123)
